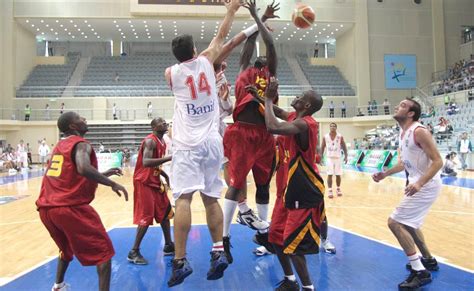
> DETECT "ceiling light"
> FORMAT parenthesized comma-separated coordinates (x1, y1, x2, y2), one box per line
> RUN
(118, 28, 122, 31)
(326, 36, 329, 38)
(319, 32, 321, 34)
(128, 20, 132, 23)
(56, 38, 59, 40)
(286, 23, 290, 26)
(72, 35, 75, 38)
(113, 20, 117, 23)
(97, 36, 100, 38)
(161, 36, 165, 39)
(70, 20, 73, 23)
(81, 32, 84, 35)
(40, 20, 44, 23)
(60, 24, 63, 27)
(143, 20, 147, 23)
(130, 25, 133, 28)
(340, 24, 344, 27)
(148, 36, 151, 39)
(68, 32, 71, 35)
(300, 38, 302, 40)
(135, 36, 138, 38)
(122, 36, 126, 38)
(84, 35, 88, 38)
(87, 24, 91, 27)
(91, 28, 94, 31)
(275, 38, 279, 40)
(158, 21, 162, 24)
(145, 28, 149, 32)
(327, 24, 330, 27)
(201, 21, 205, 24)
(55, 20, 59, 23)
(115, 24, 119, 28)
(288, 38, 290, 40)
(331, 32, 334, 35)
(336, 28, 339, 31)
(173, 21, 176, 24)
(200, 36, 204, 39)
(132, 28, 135, 31)
(41, 32, 44, 35)
(283, 27, 287, 30)
(46, 24, 49, 27)
(94, 32, 97, 35)
(36, 28, 40, 31)
(77, 28, 81, 31)
(74, 24, 77, 27)
(55, 32, 58, 35)
(322, 28, 326, 31)
(26, 20, 29, 23)
(50, 28, 54, 31)
(145, 24, 148, 28)
(31, 24, 35, 27)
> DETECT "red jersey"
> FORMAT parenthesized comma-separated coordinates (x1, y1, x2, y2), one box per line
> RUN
(233, 66, 277, 121)
(36, 135, 98, 208)
(133, 134, 166, 189)
(275, 112, 325, 209)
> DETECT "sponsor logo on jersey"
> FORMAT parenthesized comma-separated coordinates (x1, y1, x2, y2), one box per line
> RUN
(186, 100, 215, 116)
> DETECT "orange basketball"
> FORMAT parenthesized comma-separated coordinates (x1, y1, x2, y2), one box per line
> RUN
(292, 4, 315, 29)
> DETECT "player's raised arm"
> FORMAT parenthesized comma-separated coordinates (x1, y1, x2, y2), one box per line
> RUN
(245, 0, 277, 76)
(264, 78, 308, 135)
(200, 0, 241, 63)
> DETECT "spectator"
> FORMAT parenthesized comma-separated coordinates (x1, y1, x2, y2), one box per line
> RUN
(341, 101, 346, 118)
(113, 103, 118, 120)
(24, 104, 31, 121)
(99, 142, 105, 153)
(329, 101, 335, 118)
(114, 72, 120, 83)
(16, 140, 28, 169)
(44, 104, 51, 120)
(441, 153, 458, 177)
(457, 132, 472, 170)
(446, 102, 459, 115)
(59, 103, 65, 114)
(147, 102, 153, 119)
(444, 94, 450, 105)
(371, 100, 378, 115)
(421, 106, 435, 119)
(383, 99, 390, 115)
(26, 143, 32, 168)
(427, 123, 434, 135)
(367, 101, 372, 116)
(38, 140, 50, 171)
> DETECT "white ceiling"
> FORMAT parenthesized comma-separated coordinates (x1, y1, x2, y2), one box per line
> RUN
(16, 18, 353, 44)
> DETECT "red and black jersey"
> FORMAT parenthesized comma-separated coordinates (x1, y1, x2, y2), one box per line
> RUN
(233, 66, 278, 121)
(36, 135, 98, 208)
(133, 134, 166, 189)
(275, 112, 325, 209)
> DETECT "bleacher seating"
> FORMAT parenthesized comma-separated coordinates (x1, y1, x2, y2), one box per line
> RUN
(16, 52, 80, 98)
(296, 54, 355, 96)
(85, 123, 151, 151)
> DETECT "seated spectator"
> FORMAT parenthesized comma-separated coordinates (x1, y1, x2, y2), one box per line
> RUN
(441, 152, 458, 177)
(446, 102, 459, 115)
(421, 106, 435, 118)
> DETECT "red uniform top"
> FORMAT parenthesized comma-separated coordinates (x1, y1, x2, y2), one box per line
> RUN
(133, 133, 166, 189)
(275, 112, 323, 209)
(36, 135, 98, 208)
(233, 66, 277, 121)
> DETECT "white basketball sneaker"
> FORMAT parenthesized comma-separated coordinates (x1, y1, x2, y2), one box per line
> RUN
(321, 239, 336, 254)
(237, 209, 269, 230)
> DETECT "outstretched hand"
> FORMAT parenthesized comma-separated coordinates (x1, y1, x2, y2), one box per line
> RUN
(224, 0, 242, 12)
(265, 77, 279, 102)
(262, 0, 280, 20)
(112, 182, 129, 201)
(244, 0, 259, 19)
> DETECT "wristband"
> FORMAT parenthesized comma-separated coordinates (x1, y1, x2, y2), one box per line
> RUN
(242, 24, 258, 37)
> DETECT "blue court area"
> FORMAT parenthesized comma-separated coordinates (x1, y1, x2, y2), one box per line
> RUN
(0, 170, 44, 186)
(343, 165, 474, 190)
(2, 225, 473, 291)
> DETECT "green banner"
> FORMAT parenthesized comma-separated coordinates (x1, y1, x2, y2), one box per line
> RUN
(360, 150, 391, 168)
(97, 152, 123, 172)
(347, 150, 363, 166)
(387, 151, 399, 169)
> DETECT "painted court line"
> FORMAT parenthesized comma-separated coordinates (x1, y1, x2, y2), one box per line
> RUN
(328, 205, 474, 216)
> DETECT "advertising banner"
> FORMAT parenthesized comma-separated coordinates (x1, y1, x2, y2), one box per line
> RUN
(97, 152, 123, 173)
(360, 150, 391, 168)
(384, 54, 417, 89)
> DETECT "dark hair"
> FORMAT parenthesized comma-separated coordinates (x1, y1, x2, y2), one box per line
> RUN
(330, 122, 337, 128)
(57, 112, 76, 133)
(406, 98, 421, 121)
(254, 56, 267, 69)
(171, 35, 195, 62)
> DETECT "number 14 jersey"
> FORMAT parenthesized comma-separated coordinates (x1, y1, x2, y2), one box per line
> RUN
(170, 56, 220, 150)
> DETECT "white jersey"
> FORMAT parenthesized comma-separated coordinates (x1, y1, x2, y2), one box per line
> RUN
(399, 122, 441, 184)
(325, 133, 342, 158)
(170, 56, 220, 149)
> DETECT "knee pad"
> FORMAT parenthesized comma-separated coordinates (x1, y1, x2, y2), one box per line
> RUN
(255, 185, 270, 204)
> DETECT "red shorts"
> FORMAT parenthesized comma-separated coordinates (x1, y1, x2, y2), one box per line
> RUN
(269, 195, 323, 255)
(39, 205, 114, 266)
(133, 181, 173, 226)
(223, 122, 275, 189)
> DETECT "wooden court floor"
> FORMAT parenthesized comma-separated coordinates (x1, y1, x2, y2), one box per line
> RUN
(0, 166, 473, 283)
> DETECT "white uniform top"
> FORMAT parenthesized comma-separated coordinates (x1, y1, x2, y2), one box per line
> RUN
(170, 56, 219, 150)
(399, 122, 441, 184)
(325, 133, 342, 158)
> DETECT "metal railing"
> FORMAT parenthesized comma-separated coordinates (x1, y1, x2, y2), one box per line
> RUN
(16, 84, 357, 98)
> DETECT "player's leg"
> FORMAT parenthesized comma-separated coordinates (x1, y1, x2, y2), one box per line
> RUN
(129, 226, 149, 264)
(128, 182, 153, 264)
(404, 226, 439, 271)
(53, 258, 70, 291)
(273, 245, 300, 291)
(289, 255, 313, 289)
(96, 260, 111, 291)
(334, 158, 343, 196)
(336, 175, 342, 196)
(327, 174, 333, 198)
(155, 189, 175, 255)
(320, 217, 336, 254)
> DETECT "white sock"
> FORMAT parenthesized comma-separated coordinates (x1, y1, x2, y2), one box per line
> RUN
(285, 275, 296, 281)
(223, 199, 238, 237)
(302, 285, 314, 290)
(212, 241, 224, 252)
(256, 203, 269, 221)
(238, 199, 250, 213)
(53, 282, 65, 289)
(408, 253, 425, 271)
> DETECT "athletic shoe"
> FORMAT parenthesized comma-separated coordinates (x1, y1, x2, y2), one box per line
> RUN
(321, 239, 336, 254)
(253, 245, 272, 256)
(398, 270, 432, 290)
(223, 236, 233, 264)
(253, 232, 275, 253)
(51, 283, 70, 291)
(336, 188, 343, 197)
(163, 242, 175, 256)
(328, 190, 334, 199)
(168, 258, 193, 287)
(405, 257, 439, 271)
(236, 214, 246, 226)
(275, 278, 300, 291)
(237, 209, 270, 230)
(207, 251, 228, 280)
(127, 249, 148, 265)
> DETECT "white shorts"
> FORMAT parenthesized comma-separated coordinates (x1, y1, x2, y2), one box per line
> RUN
(170, 134, 224, 200)
(326, 157, 342, 176)
(390, 180, 441, 229)
(39, 155, 48, 163)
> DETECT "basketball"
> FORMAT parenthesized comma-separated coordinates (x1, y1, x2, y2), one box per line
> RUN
(292, 4, 315, 29)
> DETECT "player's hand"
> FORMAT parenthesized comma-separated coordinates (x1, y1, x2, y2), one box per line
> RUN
(405, 182, 421, 196)
(224, 0, 242, 12)
(112, 182, 129, 201)
(262, 0, 280, 21)
(265, 76, 279, 102)
(344, 157, 348, 164)
(244, 0, 259, 19)
(218, 83, 230, 100)
(372, 171, 386, 182)
(103, 167, 123, 177)
(245, 85, 259, 98)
